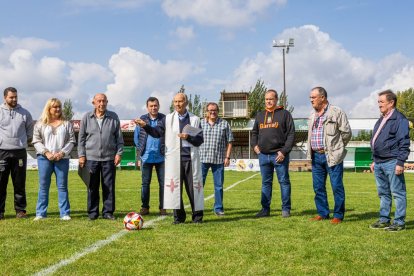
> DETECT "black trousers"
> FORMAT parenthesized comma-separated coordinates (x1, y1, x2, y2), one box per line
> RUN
(86, 160, 116, 218)
(0, 149, 27, 214)
(174, 160, 204, 223)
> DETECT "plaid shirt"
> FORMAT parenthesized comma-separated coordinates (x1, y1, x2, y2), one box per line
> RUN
(200, 118, 234, 164)
(311, 105, 329, 151)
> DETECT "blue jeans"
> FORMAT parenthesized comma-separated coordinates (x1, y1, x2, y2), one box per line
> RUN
(141, 162, 165, 209)
(258, 153, 291, 212)
(202, 163, 224, 212)
(36, 155, 70, 217)
(312, 152, 345, 219)
(374, 160, 406, 225)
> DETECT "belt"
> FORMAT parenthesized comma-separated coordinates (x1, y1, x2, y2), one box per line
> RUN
(314, 149, 325, 154)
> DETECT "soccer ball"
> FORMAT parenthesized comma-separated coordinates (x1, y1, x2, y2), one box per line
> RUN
(123, 212, 144, 230)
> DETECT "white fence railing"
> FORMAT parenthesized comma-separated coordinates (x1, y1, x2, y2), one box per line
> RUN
(220, 100, 248, 118)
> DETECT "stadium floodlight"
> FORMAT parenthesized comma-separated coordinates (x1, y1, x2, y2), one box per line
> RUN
(272, 38, 295, 100)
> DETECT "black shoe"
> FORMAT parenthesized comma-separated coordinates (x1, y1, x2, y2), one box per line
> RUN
(139, 208, 149, 215)
(0, 213, 4, 220)
(193, 220, 203, 224)
(369, 220, 391, 230)
(255, 209, 270, 218)
(385, 223, 406, 232)
(103, 214, 116, 220)
(282, 210, 290, 218)
(16, 211, 28, 219)
(89, 216, 98, 221)
(215, 211, 225, 216)
(172, 220, 184, 225)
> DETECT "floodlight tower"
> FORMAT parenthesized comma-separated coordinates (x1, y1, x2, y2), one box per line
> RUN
(272, 38, 294, 99)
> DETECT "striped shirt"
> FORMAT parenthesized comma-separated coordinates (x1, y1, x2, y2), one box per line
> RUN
(200, 118, 234, 164)
(311, 105, 329, 151)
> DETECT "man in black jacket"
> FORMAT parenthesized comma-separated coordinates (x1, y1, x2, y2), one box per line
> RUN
(251, 89, 295, 218)
(134, 97, 166, 216)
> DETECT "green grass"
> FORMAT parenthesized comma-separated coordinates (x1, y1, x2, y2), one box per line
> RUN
(1, 170, 414, 275)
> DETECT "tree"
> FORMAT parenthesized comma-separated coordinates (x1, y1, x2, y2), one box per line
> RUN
(63, 99, 74, 120)
(278, 90, 294, 113)
(396, 88, 414, 140)
(397, 88, 414, 116)
(352, 130, 372, 141)
(248, 80, 266, 118)
(188, 93, 204, 118)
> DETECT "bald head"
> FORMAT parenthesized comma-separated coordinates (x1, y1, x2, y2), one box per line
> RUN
(93, 93, 107, 101)
(173, 93, 188, 114)
(93, 93, 108, 116)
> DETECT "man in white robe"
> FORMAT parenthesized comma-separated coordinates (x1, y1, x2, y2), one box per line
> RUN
(136, 93, 204, 224)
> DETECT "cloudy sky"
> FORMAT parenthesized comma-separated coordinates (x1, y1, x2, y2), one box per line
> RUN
(1, 0, 413, 119)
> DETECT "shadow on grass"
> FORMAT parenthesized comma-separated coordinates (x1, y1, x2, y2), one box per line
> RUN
(2, 210, 90, 219)
(203, 208, 272, 224)
(345, 211, 378, 221)
(296, 208, 354, 216)
(404, 220, 414, 230)
(295, 208, 382, 222)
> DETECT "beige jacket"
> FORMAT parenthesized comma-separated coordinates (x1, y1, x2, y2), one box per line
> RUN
(32, 121, 76, 158)
(306, 105, 352, 167)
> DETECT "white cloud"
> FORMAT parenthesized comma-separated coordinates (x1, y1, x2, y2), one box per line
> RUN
(171, 26, 195, 41)
(226, 25, 414, 118)
(0, 36, 59, 52)
(69, 62, 112, 85)
(0, 36, 66, 95)
(66, 62, 114, 116)
(0, 37, 112, 119)
(0, 49, 67, 93)
(0, 37, 202, 119)
(105, 47, 202, 117)
(0, 36, 59, 63)
(168, 26, 196, 49)
(351, 65, 414, 117)
(3, 27, 413, 122)
(161, 0, 286, 28)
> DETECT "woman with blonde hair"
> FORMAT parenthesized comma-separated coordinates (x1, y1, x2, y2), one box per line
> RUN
(32, 98, 76, 221)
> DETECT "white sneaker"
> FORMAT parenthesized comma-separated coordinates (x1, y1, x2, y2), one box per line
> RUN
(61, 215, 71, 221)
(33, 216, 46, 221)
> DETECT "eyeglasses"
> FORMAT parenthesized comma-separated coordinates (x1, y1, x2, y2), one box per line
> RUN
(208, 110, 218, 113)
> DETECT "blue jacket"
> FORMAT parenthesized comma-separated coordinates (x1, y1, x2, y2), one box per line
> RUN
(134, 113, 165, 157)
(371, 109, 410, 166)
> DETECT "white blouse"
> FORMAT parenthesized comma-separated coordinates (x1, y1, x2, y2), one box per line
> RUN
(42, 124, 67, 154)
(32, 121, 76, 158)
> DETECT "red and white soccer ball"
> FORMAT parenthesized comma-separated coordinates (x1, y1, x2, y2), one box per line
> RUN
(123, 212, 144, 230)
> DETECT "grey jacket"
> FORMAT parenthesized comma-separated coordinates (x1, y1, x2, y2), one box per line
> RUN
(306, 104, 352, 167)
(0, 103, 34, 150)
(78, 110, 124, 161)
(32, 121, 76, 158)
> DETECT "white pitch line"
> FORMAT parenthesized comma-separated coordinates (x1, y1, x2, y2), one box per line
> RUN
(203, 173, 259, 201)
(33, 173, 259, 276)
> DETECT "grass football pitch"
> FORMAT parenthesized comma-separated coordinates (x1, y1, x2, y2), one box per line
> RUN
(0, 170, 413, 275)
